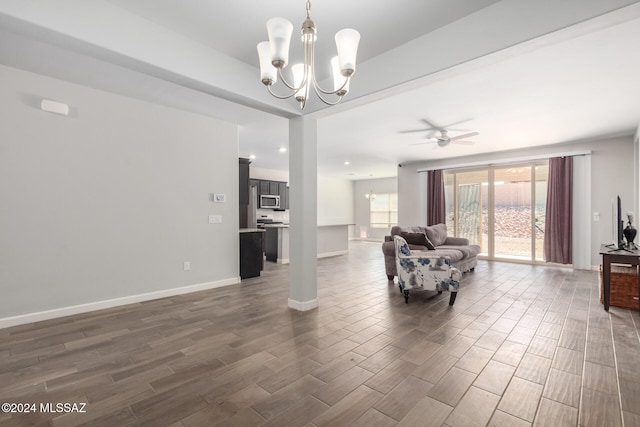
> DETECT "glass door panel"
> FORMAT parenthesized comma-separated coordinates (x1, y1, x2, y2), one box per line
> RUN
(493, 166, 532, 259)
(535, 164, 548, 261)
(455, 170, 488, 255)
(445, 173, 455, 235)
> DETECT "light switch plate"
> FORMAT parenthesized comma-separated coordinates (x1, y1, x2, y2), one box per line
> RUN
(209, 215, 222, 224)
(213, 194, 226, 203)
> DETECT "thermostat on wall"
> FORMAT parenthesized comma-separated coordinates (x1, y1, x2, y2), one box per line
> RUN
(214, 193, 226, 203)
(41, 99, 69, 116)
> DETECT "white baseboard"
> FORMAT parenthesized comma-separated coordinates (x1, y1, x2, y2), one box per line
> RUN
(351, 237, 384, 243)
(277, 250, 347, 265)
(288, 298, 319, 311)
(0, 277, 239, 330)
(318, 250, 348, 259)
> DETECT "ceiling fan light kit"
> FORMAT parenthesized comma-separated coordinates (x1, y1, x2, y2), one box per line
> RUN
(404, 119, 479, 148)
(257, 0, 360, 109)
(431, 130, 479, 147)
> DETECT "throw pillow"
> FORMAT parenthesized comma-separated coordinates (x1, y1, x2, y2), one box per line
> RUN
(401, 231, 436, 250)
(426, 223, 448, 247)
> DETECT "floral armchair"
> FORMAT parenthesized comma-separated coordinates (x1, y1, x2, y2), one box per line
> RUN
(394, 235, 461, 305)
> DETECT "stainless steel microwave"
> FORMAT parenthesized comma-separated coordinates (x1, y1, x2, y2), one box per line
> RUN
(260, 194, 280, 209)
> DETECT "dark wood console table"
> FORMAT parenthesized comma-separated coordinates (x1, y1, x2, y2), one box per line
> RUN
(599, 244, 640, 312)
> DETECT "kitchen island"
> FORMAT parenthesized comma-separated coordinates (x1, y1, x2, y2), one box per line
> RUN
(239, 228, 265, 279)
(263, 224, 349, 264)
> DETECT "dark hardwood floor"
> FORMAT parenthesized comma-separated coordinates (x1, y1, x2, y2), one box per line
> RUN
(1, 241, 639, 426)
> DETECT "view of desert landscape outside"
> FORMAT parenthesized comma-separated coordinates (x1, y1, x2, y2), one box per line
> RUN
(445, 163, 548, 261)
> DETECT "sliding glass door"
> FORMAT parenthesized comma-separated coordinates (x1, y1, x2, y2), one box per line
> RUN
(445, 170, 488, 255)
(445, 161, 548, 263)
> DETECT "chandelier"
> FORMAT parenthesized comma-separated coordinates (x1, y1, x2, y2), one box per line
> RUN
(257, 0, 361, 110)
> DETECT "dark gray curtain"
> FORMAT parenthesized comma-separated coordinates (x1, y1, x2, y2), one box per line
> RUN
(544, 156, 572, 264)
(427, 169, 446, 226)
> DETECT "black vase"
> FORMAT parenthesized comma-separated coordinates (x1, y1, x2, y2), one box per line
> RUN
(623, 225, 637, 246)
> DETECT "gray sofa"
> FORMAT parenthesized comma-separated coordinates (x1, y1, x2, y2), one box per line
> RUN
(382, 223, 480, 280)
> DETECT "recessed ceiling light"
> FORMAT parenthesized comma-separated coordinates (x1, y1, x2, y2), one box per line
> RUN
(249, 154, 256, 160)
(279, 147, 287, 153)
(344, 161, 350, 165)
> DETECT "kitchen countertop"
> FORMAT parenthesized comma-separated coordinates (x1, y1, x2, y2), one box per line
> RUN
(239, 228, 265, 233)
(261, 224, 351, 229)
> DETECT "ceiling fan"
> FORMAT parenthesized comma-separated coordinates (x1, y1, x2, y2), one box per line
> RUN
(415, 129, 480, 148)
(400, 118, 479, 148)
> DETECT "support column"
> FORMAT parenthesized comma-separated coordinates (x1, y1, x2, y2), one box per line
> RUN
(288, 116, 318, 311)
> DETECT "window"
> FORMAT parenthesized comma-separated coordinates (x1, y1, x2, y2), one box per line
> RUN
(370, 193, 398, 228)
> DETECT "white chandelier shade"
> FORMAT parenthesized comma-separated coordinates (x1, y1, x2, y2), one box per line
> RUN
(331, 56, 348, 96)
(266, 18, 294, 68)
(256, 0, 360, 110)
(257, 41, 277, 85)
(334, 29, 360, 76)
(292, 64, 310, 102)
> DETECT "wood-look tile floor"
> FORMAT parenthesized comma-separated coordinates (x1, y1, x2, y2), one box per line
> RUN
(1, 241, 640, 426)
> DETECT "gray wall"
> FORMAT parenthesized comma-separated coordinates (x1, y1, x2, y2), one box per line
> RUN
(318, 176, 355, 226)
(0, 65, 239, 320)
(589, 137, 636, 265)
(397, 136, 636, 267)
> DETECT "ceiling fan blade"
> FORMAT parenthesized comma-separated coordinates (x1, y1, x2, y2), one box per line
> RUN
(450, 132, 479, 141)
(409, 141, 436, 146)
(440, 118, 472, 129)
(420, 118, 439, 130)
(399, 128, 432, 134)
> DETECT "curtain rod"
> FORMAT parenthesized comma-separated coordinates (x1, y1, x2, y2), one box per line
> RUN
(416, 150, 591, 173)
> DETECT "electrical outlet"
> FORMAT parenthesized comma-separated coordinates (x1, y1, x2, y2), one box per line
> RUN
(209, 215, 222, 224)
(183, 261, 191, 271)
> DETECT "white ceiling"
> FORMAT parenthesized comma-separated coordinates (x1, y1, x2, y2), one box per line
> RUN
(1, 1, 639, 180)
(104, 0, 502, 73)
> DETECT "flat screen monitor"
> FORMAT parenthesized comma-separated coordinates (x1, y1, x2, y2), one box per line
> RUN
(612, 196, 624, 249)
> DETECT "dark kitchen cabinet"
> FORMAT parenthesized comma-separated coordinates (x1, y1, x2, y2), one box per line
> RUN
(240, 230, 264, 279)
(269, 181, 279, 195)
(259, 180, 270, 196)
(278, 182, 288, 209)
(239, 158, 250, 205)
(264, 227, 278, 262)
